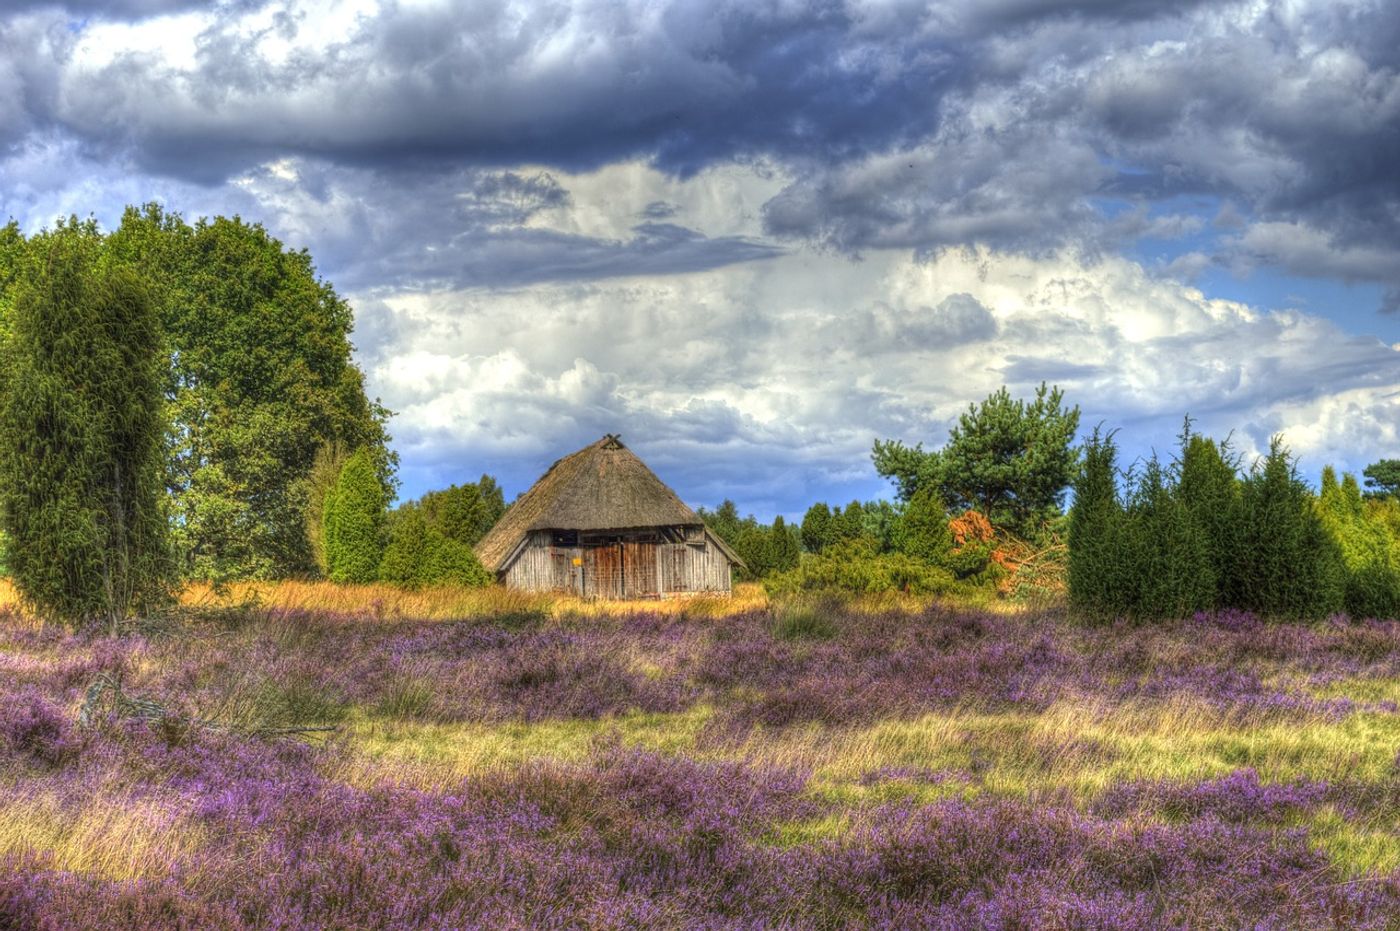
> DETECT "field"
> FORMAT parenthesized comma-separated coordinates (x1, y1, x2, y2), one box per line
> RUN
(3, 582, 1400, 929)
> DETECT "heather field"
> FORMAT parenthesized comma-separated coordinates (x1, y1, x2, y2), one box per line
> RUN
(4, 584, 1400, 929)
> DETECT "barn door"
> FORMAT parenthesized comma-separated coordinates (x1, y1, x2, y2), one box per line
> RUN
(622, 543, 659, 598)
(584, 544, 623, 599)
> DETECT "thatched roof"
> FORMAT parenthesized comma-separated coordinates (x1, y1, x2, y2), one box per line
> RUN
(475, 435, 744, 572)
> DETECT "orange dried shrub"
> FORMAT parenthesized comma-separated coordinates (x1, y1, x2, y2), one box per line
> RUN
(949, 510, 995, 547)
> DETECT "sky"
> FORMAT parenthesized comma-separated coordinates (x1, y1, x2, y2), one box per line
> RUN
(1, 0, 1398, 518)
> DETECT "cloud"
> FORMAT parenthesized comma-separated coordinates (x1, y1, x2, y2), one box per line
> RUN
(360, 246, 1400, 515)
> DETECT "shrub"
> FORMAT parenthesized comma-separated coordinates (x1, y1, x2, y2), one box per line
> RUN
(764, 538, 957, 597)
(379, 507, 492, 589)
(1174, 432, 1240, 609)
(0, 222, 172, 630)
(0, 688, 76, 766)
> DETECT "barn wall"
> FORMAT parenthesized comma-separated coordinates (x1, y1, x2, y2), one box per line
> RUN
(500, 529, 733, 597)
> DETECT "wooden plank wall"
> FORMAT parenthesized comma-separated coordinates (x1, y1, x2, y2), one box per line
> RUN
(502, 530, 732, 597)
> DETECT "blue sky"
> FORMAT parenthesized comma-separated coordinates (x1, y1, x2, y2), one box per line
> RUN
(1, 0, 1398, 518)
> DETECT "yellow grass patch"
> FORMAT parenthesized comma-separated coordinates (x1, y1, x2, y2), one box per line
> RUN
(0, 786, 206, 881)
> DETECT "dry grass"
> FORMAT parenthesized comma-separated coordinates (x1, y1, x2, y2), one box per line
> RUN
(0, 786, 207, 881)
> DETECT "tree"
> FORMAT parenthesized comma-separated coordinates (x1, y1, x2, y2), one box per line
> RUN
(0, 222, 172, 630)
(873, 383, 1080, 536)
(767, 516, 801, 575)
(1318, 467, 1400, 619)
(1233, 439, 1345, 619)
(1067, 428, 1127, 620)
(1123, 457, 1214, 619)
(1173, 428, 1240, 609)
(107, 204, 394, 580)
(324, 448, 388, 584)
(418, 477, 506, 546)
(1363, 459, 1400, 499)
(302, 440, 349, 578)
(800, 502, 836, 553)
(891, 486, 953, 565)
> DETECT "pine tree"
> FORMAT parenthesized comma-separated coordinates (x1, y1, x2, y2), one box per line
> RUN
(323, 448, 387, 584)
(0, 222, 172, 630)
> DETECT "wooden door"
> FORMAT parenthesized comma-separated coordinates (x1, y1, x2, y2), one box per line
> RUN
(584, 544, 623, 599)
(623, 542, 659, 598)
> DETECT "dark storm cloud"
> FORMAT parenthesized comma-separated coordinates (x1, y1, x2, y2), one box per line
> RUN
(4, 0, 1399, 304)
(5, 0, 239, 18)
(232, 163, 782, 292)
(40, 1, 965, 182)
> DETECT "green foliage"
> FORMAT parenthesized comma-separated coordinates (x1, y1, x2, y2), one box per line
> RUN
(416, 476, 506, 547)
(1318, 467, 1400, 619)
(302, 441, 349, 578)
(698, 501, 800, 580)
(764, 538, 957, 598)
(378, 506, 493, 589)
(891, 486, 953, 565)
(107, 204, 394, 580)
(1174, 429, 1241, 609)
(323, 449, 388, 584)
(1070, 427, 1360, 622)
(799, 500, 875, 554)
(873, 382, 1080, 536)
(1067, 428, 1130, 621)
(0, 221, 173, 629)
(1123, 457, 1215, 619)
(799, 502, 835, 553)
(1362, 459, 1400, 499)
(1232, 439, 1345, 619)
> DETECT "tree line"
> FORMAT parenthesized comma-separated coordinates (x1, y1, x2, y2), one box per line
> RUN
(1069, 425, 1400, 622)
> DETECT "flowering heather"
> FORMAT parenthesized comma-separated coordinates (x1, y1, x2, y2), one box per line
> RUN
(2, 594, 1400, 927)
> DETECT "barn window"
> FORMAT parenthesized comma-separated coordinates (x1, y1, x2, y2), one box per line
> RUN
(551, 530, 578, 546)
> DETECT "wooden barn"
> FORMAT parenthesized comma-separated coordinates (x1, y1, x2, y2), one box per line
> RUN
(474, 435, 745, 598)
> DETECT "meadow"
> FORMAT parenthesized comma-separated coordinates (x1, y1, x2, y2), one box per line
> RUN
(3, 582, 1400, 929)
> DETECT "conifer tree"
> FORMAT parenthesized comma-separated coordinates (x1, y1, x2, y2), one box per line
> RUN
(767, 516, 801, 574)
(801, 502, 835, 553)
(1068, 428, 1126, 621)
(1174, 429, 1240, 608)
(892, 485, 953, 565)
(323, 448, 387, 584)
(1234, 439, 1345, 618)
(0, 222, 171, 630)
(1125, 457, 1213, 618)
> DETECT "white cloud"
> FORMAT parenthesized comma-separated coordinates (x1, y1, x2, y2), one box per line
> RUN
(360, 243, 1400, 515)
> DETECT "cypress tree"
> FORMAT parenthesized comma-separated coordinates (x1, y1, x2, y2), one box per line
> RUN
(0, 222, 171, 630)
(323, 448, 387, 584)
